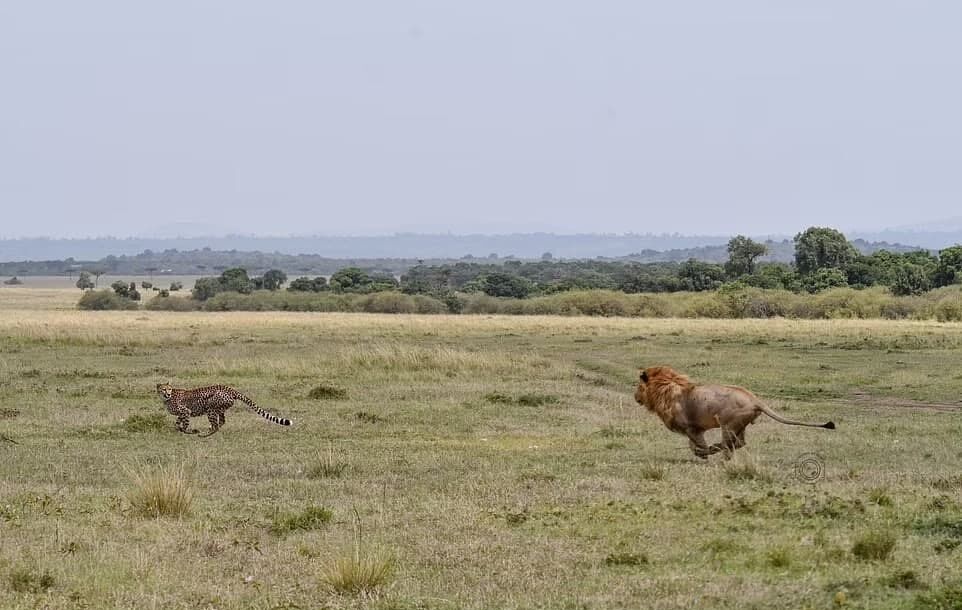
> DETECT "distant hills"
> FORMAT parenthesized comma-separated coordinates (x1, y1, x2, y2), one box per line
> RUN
(2, 228, 960, 265)
(0, 233, 940, 278)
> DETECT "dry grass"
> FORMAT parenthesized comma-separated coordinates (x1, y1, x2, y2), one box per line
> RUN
(2, 289, 962, 609)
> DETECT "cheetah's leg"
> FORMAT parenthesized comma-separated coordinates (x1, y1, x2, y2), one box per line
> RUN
(175, 410, 198, 434)
(199, 410, 223, 437)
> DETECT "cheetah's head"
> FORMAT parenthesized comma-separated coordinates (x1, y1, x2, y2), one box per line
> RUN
(156, 382, 174, 400)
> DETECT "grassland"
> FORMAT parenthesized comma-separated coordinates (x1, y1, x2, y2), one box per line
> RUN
(1, 290, 962, 609)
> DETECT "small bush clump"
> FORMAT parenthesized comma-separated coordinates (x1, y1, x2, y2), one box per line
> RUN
(308, 384, 348, 400)
(77, 290, 140, 310)
(354, 411, 382, 424)
(7, 565, 55, 593)
(851, 530, 897, 561)
(122, 413, 169, 433)
(127, 463, 193, 518)
(604, 552, 648, 567)
(270, 505, 334, 535)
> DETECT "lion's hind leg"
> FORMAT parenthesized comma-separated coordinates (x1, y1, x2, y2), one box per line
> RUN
(710, 427, 747, 460)
(686, 430, 719, 460)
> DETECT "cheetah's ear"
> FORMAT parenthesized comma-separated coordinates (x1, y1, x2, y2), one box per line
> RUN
(640, 370, 648, 383)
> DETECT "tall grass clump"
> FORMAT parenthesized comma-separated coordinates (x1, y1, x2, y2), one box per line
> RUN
(127, 463, 193, 518)
(320, 510, 395, 597)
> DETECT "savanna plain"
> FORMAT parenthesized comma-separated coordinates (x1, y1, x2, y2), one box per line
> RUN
(1, 289, 962, 609)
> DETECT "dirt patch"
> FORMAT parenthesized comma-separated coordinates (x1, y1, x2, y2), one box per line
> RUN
(849, 391, 962, 412)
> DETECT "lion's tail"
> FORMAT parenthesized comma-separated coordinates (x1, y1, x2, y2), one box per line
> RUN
(756, 402, 835, 429)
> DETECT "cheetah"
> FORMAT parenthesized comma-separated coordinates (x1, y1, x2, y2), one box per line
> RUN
(155, 383, 292, 437)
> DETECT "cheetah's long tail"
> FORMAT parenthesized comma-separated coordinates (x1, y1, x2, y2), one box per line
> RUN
(236, 393, 292, 426)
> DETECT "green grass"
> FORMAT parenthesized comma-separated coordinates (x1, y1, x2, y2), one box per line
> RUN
(2, 300, 962, 608)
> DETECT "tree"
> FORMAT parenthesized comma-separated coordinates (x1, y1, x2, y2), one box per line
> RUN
(793, 227, 858, 276)
(724, 236, 767, 278)
(219, 268, 252, 294)
(192, 277, 222, 301)
(475, 272, 533, 298)
(76, 271, 95, 291)
(127, 282, 141, 301)
(329, 267, 371, 293)
(111, 280, 130, 298)
(288, 276, 328, 292)
(800, 268, 848, 294)
(891, 263, 931, 296)
(678, 259, 725, 292)
(933, 245, 962, 287)
(262, 269, 287, 291)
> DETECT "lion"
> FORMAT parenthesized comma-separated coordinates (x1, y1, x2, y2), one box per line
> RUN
(633, 365, 835, 459)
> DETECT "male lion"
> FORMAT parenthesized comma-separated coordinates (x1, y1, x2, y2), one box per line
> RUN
(634, 366, 835, 459)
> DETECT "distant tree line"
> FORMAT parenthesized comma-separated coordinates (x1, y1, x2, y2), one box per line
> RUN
(74, 226, 962, 312)
(170, 226, 962, 304)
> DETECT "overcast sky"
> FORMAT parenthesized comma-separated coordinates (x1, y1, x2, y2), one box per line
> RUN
(1, 1, 960, 238)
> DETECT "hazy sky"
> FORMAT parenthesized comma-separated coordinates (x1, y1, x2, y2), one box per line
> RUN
(2, 1, 960, 238)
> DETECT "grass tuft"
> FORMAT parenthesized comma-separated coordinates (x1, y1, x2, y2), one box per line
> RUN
(638, 464, 666, 481)
(765, 547, 793, 568)
(307, 446, 348, 479)
(355, 411, 383, 424)
(723, 459, 773, 483)
(122, 412, 169, 432)
(308, 384, 348, 400)
(867, 487, 894, 507)
(321, 548, 396, 597)
(930, 475, 962, 491)
(270, 505, 333, 535)
(484, 392, 559, 407)
(127, 463, 193, 518)
(851, 530, 897, 561)
(320, 509, 395, 597)
(881, 570, 925, 590)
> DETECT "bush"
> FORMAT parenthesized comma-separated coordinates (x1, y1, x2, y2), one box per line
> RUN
(77, 290, 139, 310)
(145, 295, 200, 311)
